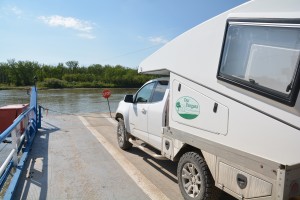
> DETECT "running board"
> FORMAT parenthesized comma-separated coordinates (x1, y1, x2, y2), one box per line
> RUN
(129, 138, 167, 160)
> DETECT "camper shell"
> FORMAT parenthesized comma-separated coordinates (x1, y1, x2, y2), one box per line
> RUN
(116, 0, 300, 199)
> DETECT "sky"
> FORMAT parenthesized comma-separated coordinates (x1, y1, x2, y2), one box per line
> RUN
(0, 0, 247, 68)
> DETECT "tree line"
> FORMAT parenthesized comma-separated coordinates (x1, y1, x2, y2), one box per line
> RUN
(0, 60, 156, 89)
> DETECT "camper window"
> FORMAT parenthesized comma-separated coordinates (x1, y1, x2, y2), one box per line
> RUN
(218, 20, 300, 106)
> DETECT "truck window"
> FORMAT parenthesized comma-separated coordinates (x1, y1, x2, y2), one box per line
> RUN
(135, 82, 155, 103)
(151, 80, 169, 103)
(218, 20, 300, 106)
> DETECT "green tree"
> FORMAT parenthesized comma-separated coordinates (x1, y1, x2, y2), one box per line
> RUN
(66, 61, 79, 73)
(0, 59, 155, 88)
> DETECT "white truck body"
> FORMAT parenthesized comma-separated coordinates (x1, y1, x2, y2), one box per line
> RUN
(115, 0, 300, 199)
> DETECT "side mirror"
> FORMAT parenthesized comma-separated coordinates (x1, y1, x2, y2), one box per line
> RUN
(124, 95, 133, 103)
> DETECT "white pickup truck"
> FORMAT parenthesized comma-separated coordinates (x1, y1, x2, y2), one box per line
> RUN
(115, 0, 300, 199)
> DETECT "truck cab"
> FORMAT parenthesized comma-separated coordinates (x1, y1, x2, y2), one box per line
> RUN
(115, 77, 169, 150)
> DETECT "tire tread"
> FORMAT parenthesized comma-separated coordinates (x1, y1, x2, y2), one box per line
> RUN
(117, 119, 132, 150)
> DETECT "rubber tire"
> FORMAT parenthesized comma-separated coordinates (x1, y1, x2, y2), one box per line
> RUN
(117, 119, 132, 150)
(177, 152, 217, 200)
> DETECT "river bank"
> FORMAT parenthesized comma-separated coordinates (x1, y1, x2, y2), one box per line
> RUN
(0, 84, 139, 90)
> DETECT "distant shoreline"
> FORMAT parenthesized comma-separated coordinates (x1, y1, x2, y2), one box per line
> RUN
(0, 86, 139, 91)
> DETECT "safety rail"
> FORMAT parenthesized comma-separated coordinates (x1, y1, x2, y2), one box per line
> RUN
(0, 86, 39, 199)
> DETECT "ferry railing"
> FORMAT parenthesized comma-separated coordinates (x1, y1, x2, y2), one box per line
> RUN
(0, 86, 39, 199)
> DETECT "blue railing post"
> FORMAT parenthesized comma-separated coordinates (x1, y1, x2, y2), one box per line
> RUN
(38, 105, 42, 129)
(30, 86, 37, 130)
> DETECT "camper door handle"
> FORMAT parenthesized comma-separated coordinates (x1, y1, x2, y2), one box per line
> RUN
(178, 83, 181, 92)
(141, 108, 147, 114)
(237, 174, 247, 189)
(213, 103, 218, 113)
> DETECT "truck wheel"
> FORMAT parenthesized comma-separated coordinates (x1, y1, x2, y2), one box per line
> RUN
(117, 119, 132, 150)
(177, 152, 216, 200)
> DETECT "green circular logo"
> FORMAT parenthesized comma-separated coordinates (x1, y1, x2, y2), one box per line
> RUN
(175, 96, 200, 120)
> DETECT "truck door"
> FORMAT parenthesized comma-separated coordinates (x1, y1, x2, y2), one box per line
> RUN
(129, 81, 156, 143)
(147, 80, 169, 149)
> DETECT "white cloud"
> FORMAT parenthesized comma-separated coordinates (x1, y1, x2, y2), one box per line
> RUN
(38, 15, 93, 32)
(38, 15, 96, 39)
(148, 36, 168, 45)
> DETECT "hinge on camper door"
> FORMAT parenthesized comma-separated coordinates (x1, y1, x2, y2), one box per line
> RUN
(276, 169, 286, 200)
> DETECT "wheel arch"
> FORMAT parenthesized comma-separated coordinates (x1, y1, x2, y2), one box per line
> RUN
(173, 144, 203, 162)
(115, 113, 124, 121)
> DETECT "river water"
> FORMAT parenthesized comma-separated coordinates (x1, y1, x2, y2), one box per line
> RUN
(0, 88, 138, 115)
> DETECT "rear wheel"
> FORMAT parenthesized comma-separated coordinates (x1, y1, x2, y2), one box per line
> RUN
(117, 119, 132, 150)
(177, 152, 217, 200)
